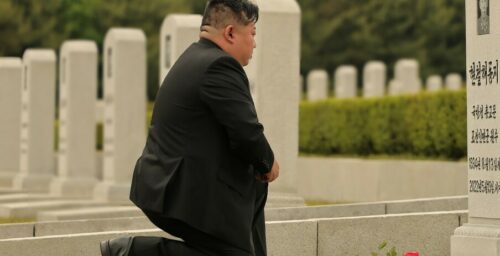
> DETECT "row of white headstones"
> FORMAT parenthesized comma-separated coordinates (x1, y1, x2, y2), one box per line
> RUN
(0, 1, 303, 204)
(305, 60, 463, 101)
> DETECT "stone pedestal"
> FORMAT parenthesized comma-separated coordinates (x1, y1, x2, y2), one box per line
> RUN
(0, 58, 23, 188)
(94, 28, 147, 203)
(159, 14, 202, 84)
(451, 1, 500, 254)
(13, 49, 56, 192)
(426, 75, 443, 92)
(306, 69, 328, 101)
(50, 40, 98, 198)
(245, 0, 302, 201)
(394, 58, 422, 94)
(334, 65, 357, 98)
(362, 61, 386, 98)
(446, 73, 463, 91)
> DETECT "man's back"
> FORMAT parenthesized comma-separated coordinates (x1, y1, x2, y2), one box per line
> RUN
(130, 38, 272, 253)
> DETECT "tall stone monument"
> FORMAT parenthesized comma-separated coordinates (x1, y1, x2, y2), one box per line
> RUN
(394, 58, 422, 94)
(94, 28, 147, 203)
(334, 65, 357, 98)
(445, 73, 463, 91)
(13, 49, 56, 192)
(0, 58, 23, 187)
(245, 0, 302, 200)
(426, 75, 443, 92)
(160, 14, 202, 83)
(50, 40, 98, 198)
(306, 69, 329, 101)
(451, 1, 500, 254)
(363, 61, 386, 97)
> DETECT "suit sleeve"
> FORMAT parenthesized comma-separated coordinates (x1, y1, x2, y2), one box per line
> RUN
(199, 56, 274, 174)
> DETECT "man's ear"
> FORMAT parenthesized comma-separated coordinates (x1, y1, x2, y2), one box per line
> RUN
(223, 25, 235, 44)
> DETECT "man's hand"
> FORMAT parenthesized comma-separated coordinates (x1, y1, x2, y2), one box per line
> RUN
(256, 160, 279, 183)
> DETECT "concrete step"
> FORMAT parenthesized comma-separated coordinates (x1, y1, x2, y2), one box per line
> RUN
(0, 220, 316, 256)
(0, 200, 106, 218)
(267, 192, 306, 208)
(37, 206, 143, 221)
(0, 194, 59, 204)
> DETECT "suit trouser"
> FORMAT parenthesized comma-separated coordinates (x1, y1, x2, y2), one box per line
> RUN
(127, 182, 268, 256)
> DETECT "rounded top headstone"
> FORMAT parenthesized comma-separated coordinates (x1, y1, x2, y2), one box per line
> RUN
(426, 75, 443, 91)
(307, 69, 328, 80)
(336, 65, 357, 75)
(61, 40, 98, 54)
(161, 14, 202, 30)
(105, 28, 146, 43)
(0, 57, 22, 68)
(255, 0, 300, 14)
(364, 61, 386, 71)
(23, 49, 56, 63)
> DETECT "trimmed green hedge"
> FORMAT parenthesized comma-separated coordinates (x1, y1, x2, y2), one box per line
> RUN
(299, 90, 467, 159)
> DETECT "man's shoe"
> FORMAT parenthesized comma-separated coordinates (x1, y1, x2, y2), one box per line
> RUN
(100, 236, 134, 256)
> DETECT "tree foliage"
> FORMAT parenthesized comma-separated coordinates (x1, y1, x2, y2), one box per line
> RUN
(0, 0, 465, 99)
(299, 0, 465, 82)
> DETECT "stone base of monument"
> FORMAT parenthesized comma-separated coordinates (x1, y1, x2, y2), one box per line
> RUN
(93, 182, 132, 204)
(0, 200, 105, 218)
(451, 224, 500, 255)
(0, 172, 16, 188)
(50, 178, 98, 198)
(266, 192, 305, 208)
(37, 206, 143, 221)
(12, 174, 53, 193)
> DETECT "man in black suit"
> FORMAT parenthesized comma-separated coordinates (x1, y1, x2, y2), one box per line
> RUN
(100, 0, 279, 255)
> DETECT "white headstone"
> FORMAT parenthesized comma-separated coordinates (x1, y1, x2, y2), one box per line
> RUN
(426, 75, 443, 92)
(451, 1, 500, 254)
(94, 28, 147, 203)
(50, 40, 98, 198)
(334, 65, 357, 98)
(363, 61, 386, 97)
(13, 49, 56, 192)
(306, 69, 329, 101)
(388, 79, 403, 96)
(394, 58, 422, 94)
(445, 73, 463, 91)
(0, 58, 22, 186)
(159, 14, 202, 83)
(245, 0, 301, 197)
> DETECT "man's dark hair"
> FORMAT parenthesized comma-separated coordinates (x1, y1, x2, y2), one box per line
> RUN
(201, 0, 259, 29)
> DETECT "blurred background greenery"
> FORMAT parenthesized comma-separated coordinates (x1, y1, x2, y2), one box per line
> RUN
(0, 0, 465, 101)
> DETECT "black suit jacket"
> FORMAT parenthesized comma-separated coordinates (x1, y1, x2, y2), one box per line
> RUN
(130, 38, 274, 253)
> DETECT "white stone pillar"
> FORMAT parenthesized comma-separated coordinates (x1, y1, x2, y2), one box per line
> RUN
(94, 28, 147, 203)
(334, 65, 357, 98)
(451, 1, 500, 254)
(13, 49, 56, 192)
(363, 61, 386, 98)
(306, 69, 328, 101)
(445, 73, 463, 91)
(159, 14, 202, 84)
(50, 40, 98, 198)
(394, 58, 422, 94)
(245, 0, 301, 198)
(388, 79, 403, 96)
(0, 58, 23, 187)
(426, 75, 443, 92)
